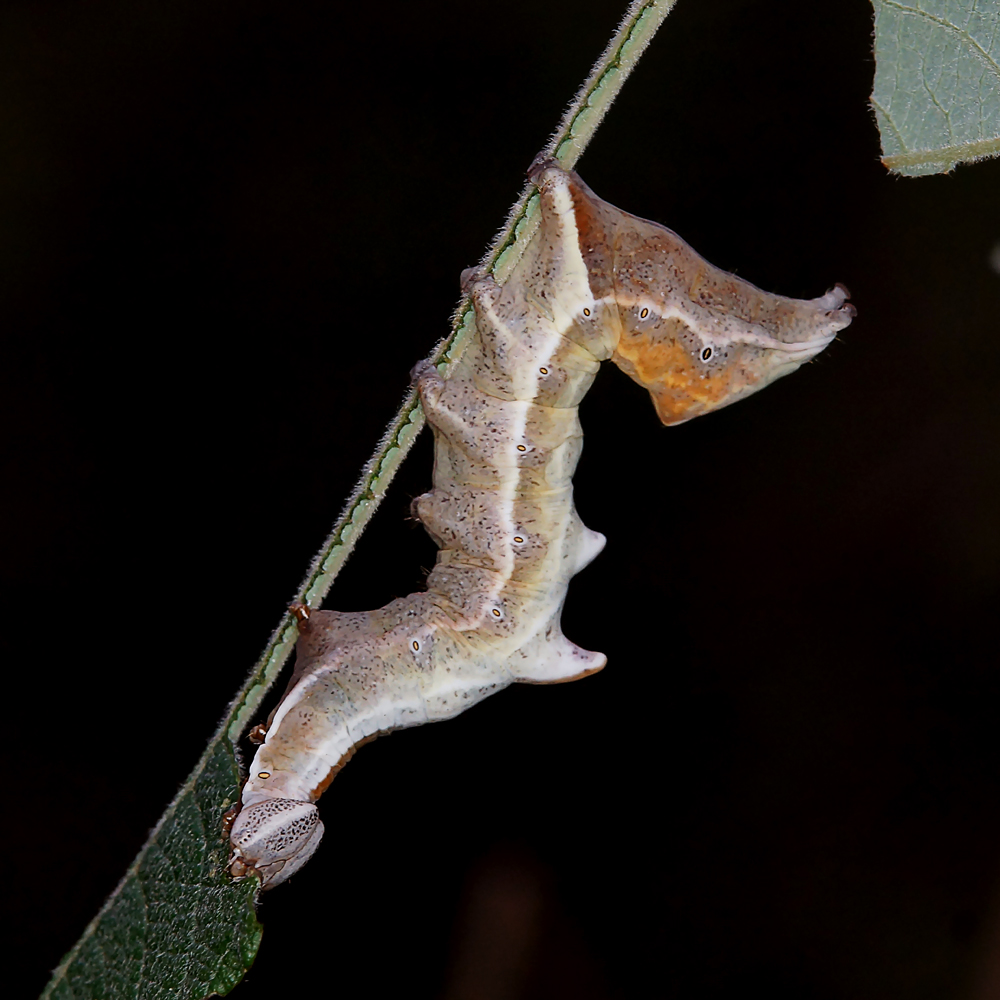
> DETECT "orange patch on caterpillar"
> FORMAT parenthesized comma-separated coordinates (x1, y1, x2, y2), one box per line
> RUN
(614, 331, 750, 424)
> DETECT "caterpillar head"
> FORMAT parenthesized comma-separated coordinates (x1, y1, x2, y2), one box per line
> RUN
(228, 798, 324, 889)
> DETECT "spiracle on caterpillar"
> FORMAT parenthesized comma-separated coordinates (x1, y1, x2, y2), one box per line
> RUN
(228, 158, 855, 888)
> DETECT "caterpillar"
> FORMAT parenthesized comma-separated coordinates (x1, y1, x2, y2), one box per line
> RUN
(228, 159, 855, 887)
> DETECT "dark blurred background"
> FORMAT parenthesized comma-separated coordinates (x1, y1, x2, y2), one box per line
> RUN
(4, 1, 999, 997)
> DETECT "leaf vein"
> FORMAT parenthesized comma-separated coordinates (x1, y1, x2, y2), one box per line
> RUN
(871, 96, 910, 151)
(876, 0, 1000, 81)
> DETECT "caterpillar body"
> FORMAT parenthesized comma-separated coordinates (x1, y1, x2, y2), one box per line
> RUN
(229, 160, 855, 887)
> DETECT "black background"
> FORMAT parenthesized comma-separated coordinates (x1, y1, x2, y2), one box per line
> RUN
(6, 1, 1000, 998)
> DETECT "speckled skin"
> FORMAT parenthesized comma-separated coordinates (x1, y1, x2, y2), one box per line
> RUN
(228, 162, 855, 887)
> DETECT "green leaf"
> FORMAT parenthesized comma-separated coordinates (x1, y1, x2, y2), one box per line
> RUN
(42, 736, 262, 1000)
(37, 3, 678, 998)
(871, 0, 1000, 176)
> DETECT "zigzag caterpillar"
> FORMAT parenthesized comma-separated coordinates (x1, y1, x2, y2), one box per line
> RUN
(228, 159, 855, 887)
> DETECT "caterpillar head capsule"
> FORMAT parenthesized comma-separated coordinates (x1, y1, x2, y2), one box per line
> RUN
(228, 798, 324, 889)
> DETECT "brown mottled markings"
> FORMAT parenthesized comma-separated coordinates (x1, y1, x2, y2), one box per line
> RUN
(564, 166, 854, 425)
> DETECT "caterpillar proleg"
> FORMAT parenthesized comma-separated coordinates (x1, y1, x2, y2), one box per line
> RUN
(228, 161, 855, 887)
